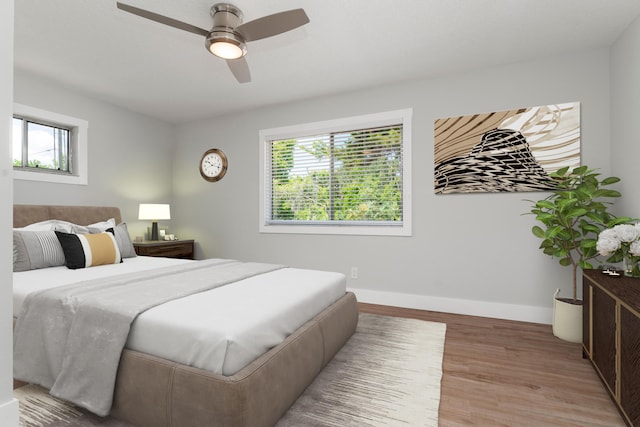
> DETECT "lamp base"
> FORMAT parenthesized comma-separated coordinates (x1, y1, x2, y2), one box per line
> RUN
(151, 221, 159, 241)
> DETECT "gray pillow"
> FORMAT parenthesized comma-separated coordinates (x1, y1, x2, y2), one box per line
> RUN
(13, 229, 66, 272)
(112, 223, 137, 259)
(88, 222, 137, 259)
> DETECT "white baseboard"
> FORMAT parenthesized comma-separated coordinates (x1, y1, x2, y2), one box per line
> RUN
(0, 397, 19, 427)
(348, 287, 553, 324)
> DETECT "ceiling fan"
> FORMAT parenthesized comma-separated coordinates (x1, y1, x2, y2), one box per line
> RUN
(116, 2, 310, 83)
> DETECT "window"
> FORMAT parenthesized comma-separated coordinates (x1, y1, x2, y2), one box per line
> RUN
(13, 118, 70, 172)
(259, 109, 412, 236)
(12, 104, 88, 185)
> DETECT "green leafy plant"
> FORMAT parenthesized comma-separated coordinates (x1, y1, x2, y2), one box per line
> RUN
(525, 165, 633, 301)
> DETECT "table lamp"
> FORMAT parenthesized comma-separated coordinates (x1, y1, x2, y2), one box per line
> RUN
(138, 203, 171, 241)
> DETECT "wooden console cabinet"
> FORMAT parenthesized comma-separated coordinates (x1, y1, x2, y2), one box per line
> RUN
(583, 269, 640, 427)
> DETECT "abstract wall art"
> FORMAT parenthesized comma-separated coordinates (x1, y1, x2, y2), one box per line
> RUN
(434, 102, 580, 194)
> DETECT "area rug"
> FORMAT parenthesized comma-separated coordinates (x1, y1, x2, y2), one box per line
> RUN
(15, 313, 446, 427)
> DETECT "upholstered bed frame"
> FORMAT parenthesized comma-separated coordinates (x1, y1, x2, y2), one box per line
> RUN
(13, 204, 359, 427)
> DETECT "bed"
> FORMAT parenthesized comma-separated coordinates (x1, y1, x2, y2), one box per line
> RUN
(12, 204, 359, 427)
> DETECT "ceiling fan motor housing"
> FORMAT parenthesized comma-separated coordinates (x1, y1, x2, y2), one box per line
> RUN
(211, 3, 243, 26)
(206, 3, 247, 58)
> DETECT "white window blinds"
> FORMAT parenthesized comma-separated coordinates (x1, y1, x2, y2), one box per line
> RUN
(267, 124, 403, 226)
(260, 108, 413, 237)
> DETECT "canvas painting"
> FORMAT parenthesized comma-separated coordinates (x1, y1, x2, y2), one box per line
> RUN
(434, 102, 580, 194)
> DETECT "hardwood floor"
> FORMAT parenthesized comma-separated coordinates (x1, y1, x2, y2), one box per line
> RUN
(358, 303, 626, 427)
(13, 303, 624, 426)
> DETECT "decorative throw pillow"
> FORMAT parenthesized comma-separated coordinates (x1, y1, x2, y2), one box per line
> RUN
(13, 230, 66, 272)
(110, 223, 137, 258)
(55, 231, 122, 269)
(87, 222, 136, 258)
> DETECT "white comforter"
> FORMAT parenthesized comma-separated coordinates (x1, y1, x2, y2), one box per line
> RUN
(13, 257, 346, 375)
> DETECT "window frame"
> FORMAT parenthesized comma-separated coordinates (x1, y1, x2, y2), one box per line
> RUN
(13, 103, 88, 185)
(259, 108, 412, 236)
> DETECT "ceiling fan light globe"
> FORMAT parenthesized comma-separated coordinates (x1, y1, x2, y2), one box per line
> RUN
(206, 29, 247, 59)
(209, 40, 245, 59)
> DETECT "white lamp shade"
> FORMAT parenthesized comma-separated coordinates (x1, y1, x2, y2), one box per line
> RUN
(138, 204, 171, 221)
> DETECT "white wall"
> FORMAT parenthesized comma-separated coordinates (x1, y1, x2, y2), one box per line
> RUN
(173, 48, 612, 324)
(13, 71, 177, 239)
(1, 0, 19, 424)
(610, 14, 640, 218)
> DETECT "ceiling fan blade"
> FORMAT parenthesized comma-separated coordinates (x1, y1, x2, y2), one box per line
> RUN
(116, 2, 209, 37)
(227, 57, 251, 83)
(236, 9, 309, 42)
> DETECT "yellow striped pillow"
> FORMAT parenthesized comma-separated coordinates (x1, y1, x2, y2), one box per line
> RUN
(55, 231, 122, 269)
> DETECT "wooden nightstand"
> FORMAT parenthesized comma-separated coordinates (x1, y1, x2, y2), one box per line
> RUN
(133, 240, 195, 259)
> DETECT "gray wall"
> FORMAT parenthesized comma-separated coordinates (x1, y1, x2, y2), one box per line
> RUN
(172, 48, 613, 323)
(8, 14, 640, 327)
(13, 71, 177, 239)
(611, 15, 640, 217)
(1, 0, 18, 424)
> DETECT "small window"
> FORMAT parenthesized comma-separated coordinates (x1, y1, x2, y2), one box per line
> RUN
(13, 117, 71, 172)
(12, 104, 88, 185)
(259, 109, 412, 236)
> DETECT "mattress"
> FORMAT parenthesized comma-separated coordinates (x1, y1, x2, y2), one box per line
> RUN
(13, 256, 347, 375)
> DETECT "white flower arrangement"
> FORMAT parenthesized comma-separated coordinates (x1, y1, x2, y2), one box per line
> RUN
(596, 223, 640, 257)
(597, 223, 640, 277)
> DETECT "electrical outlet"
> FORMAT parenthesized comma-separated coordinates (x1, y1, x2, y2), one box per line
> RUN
(350, 267, 358, 279)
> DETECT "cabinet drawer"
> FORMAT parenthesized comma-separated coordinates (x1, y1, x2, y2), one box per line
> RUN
(620, 306, 640, 426)
(133, 240, 194, 259)
(592, 284, 617, 393)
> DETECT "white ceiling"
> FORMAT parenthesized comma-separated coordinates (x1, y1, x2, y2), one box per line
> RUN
(14, 0, 640, 124)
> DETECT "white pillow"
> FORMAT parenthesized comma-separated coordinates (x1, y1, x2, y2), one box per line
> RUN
(18, 219, 87, 233)
(87, 218, 117, 231)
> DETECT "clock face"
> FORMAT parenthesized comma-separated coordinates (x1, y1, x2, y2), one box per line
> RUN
(200, 149, 227, 182)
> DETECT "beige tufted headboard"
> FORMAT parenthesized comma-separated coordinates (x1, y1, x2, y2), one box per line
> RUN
(13, 204, 122, 228)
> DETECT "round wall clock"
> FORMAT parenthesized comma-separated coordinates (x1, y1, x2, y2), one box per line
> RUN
(199, 148, 228, 182)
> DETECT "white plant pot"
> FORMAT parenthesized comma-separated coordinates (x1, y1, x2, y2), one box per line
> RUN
(552, 289, 583, 343)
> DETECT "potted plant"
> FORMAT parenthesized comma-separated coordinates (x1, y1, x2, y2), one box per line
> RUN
(525, 165, 632, 342)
